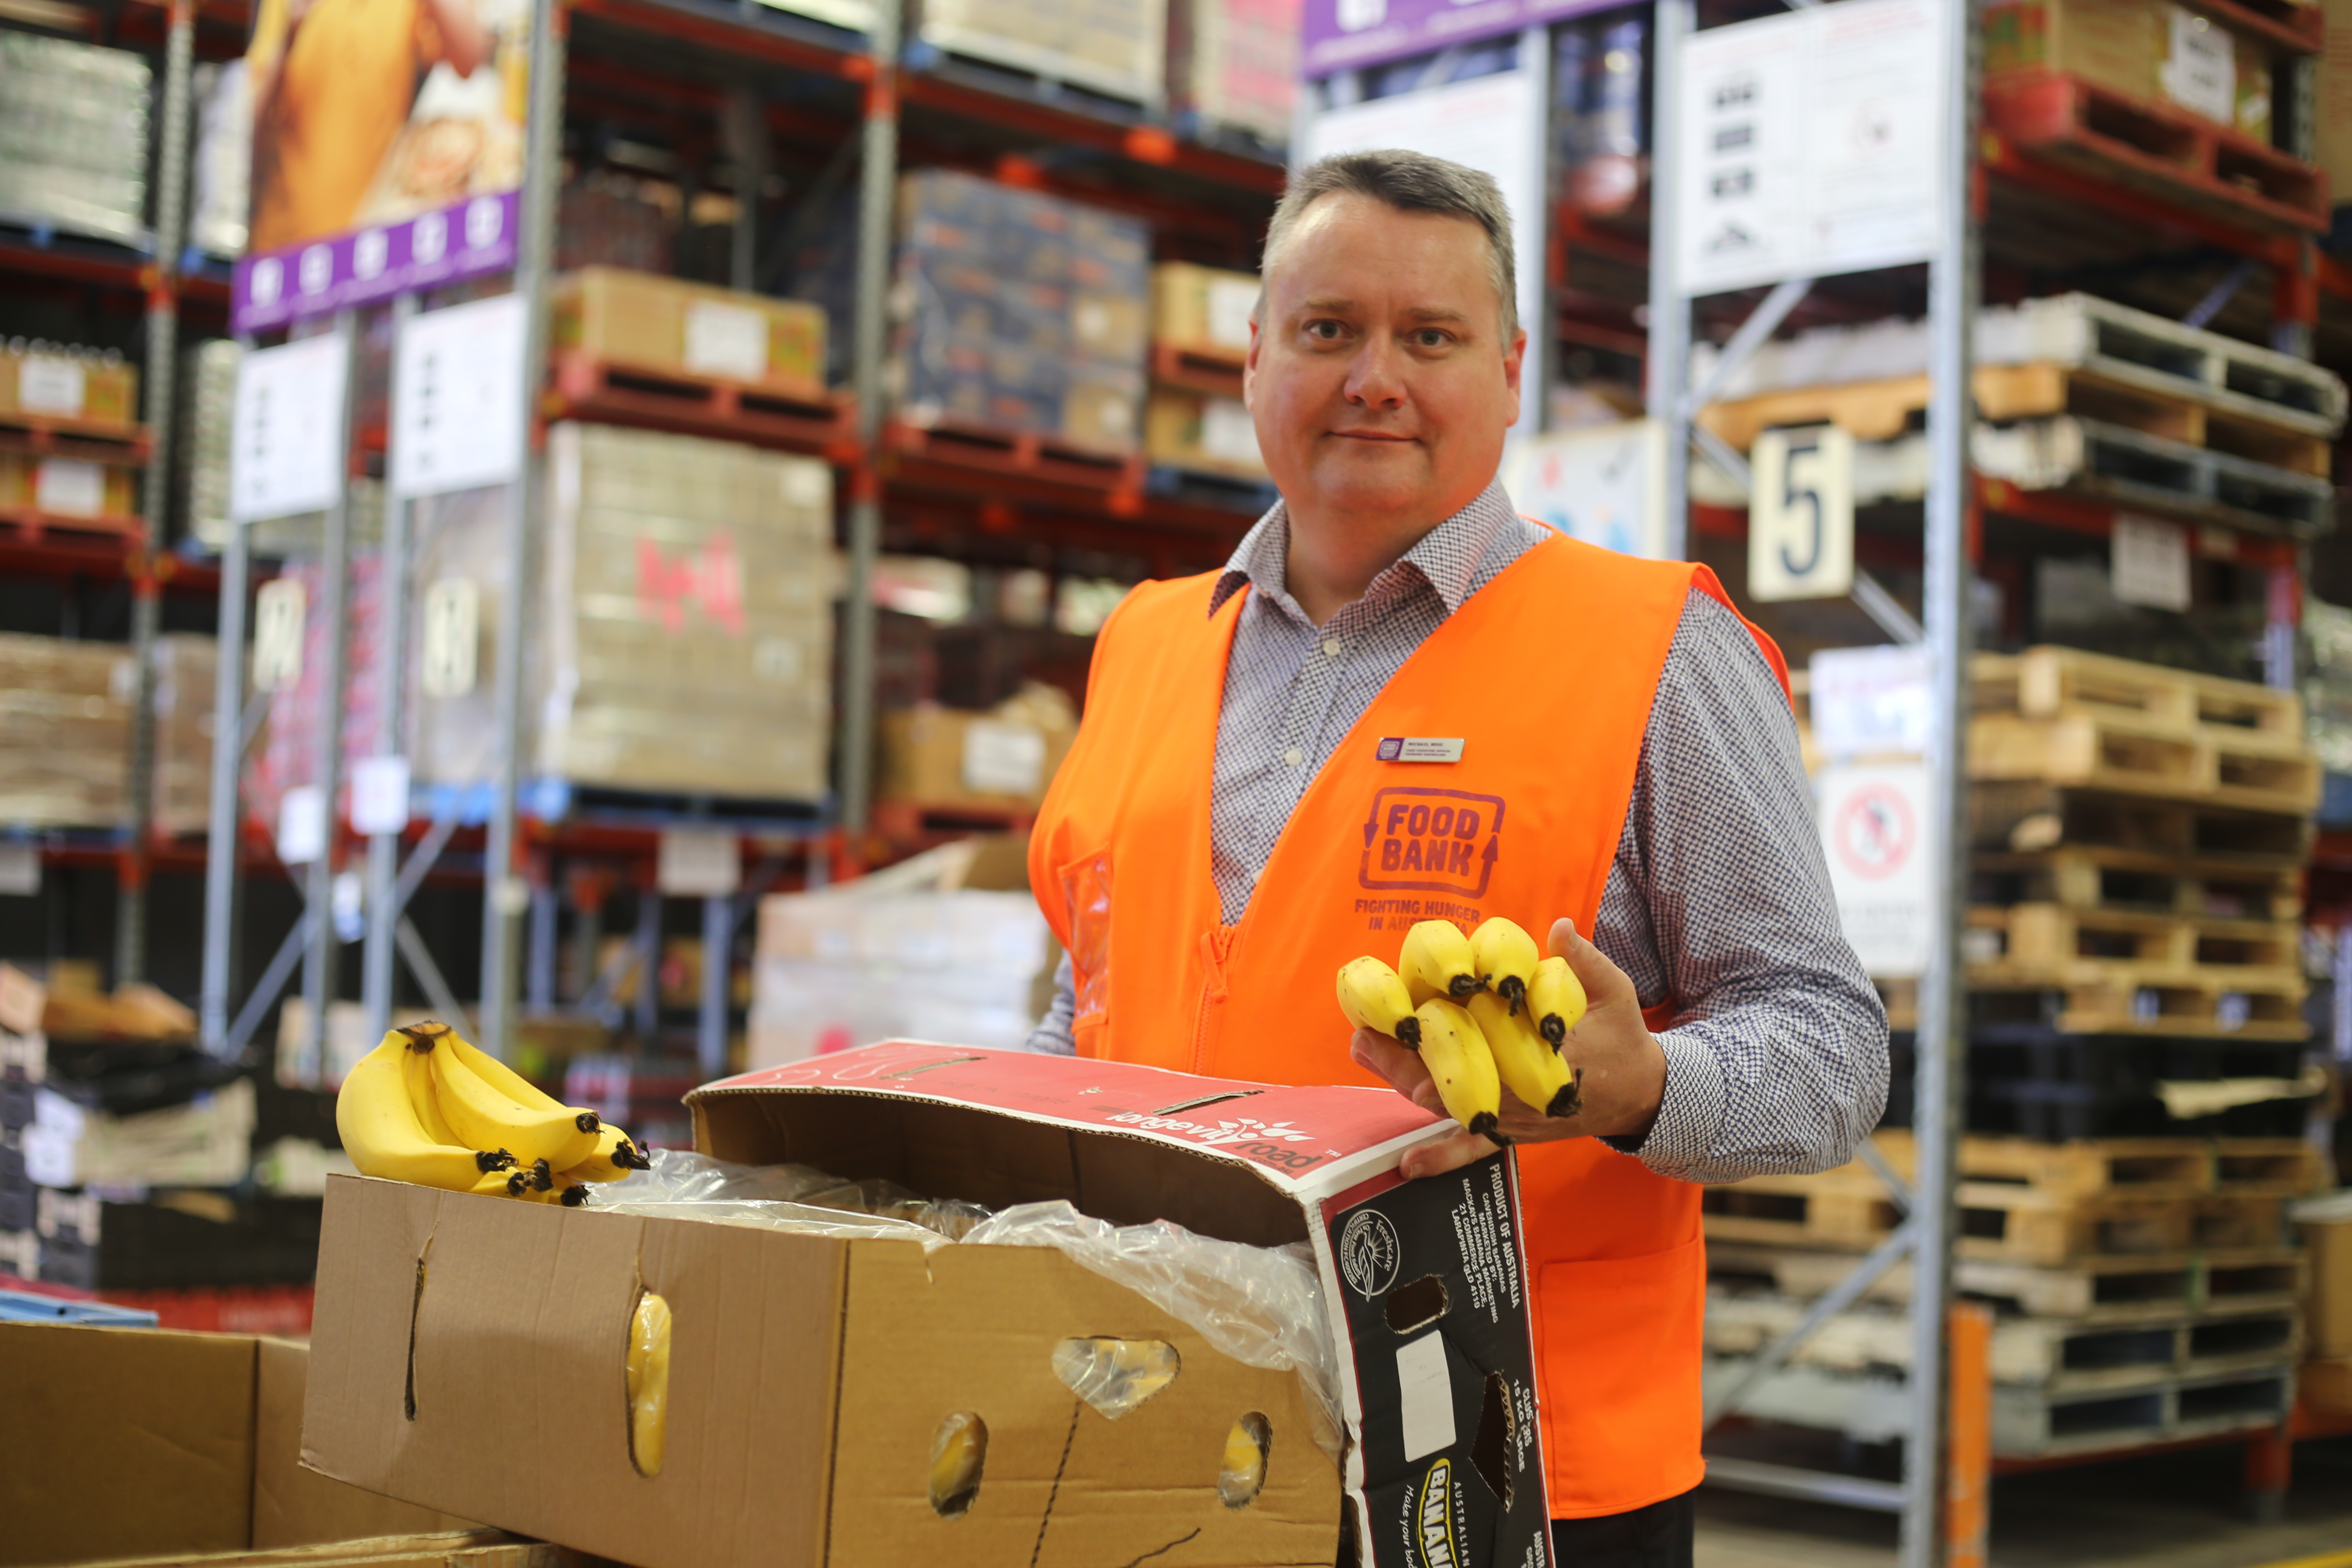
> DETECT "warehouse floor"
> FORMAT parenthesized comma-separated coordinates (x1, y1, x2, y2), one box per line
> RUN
(1694, 1436, 2352, 1567)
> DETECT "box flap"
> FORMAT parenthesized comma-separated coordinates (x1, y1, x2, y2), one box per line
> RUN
(252, 1339, 475, 1550)
(304, 1174, 846, 1568)
(690, 1044, 1446, 1246)
(0, 1321, 255, 1566)
(828, 1237, 1338, 1565)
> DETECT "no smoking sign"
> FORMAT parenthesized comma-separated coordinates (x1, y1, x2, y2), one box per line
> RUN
(1832, 782, 1915, 881)
(1818, 761, 1933, 977)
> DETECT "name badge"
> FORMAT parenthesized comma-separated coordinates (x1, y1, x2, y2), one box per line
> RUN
(1375, 737, 1465, 764)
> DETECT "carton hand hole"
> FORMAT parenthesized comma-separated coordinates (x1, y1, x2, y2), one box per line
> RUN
(1383, 1274, 1449, 1336)
(1218, 1412, 1271, 1508)
(1470, 1372, 1513, 1508)
(1050, 1336, 1180, 1418)
(626, 1290, 673, 1478)
(929, 1412, 988, 1516)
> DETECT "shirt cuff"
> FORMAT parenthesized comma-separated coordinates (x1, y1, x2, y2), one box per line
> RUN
(1601, 1027, 1725, 1176)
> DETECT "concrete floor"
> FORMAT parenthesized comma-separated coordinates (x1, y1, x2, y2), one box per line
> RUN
(1694, 1436, 2352, 1568)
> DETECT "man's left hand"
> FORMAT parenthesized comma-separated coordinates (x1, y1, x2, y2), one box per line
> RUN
(1350, 916, 1667, 1179)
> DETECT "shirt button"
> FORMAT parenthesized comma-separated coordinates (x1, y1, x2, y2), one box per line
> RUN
(1283, 747, 1304, 768)
(1322, 638, 1342, 658)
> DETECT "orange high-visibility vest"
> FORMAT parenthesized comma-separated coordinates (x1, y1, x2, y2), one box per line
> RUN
(1029, 531, 1791, 1518)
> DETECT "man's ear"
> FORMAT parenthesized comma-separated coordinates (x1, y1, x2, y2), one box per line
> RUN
(1501, 325, 1527, 425)
(1243, 313, 1262, 411)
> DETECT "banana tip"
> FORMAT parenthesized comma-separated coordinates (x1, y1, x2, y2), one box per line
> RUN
(1499, 978, 1527, 1014)
(1395, 1019, 1423, 1050)
(1448, 975, 1483, 998)
(1468, 1111, 1501, 1140)
(575, 1111, 601, 1133)
(1545, 1086, 1580, 1119)
(559, 1184, 591, 1207)
(1538, 1018, 1566, 1047)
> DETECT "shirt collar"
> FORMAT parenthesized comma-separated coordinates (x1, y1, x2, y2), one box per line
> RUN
(1207, 479, 1522, 620)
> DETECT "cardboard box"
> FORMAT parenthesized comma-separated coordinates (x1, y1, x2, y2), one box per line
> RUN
(1169, 0, 1300, 144)
(551, 267, 827, 398)
(2308, 1354, 2352, 1414)
(302, 1043, 1551, 1568)
(0, 1323, 474, 1567)
(1986, 0, 2277, 141)
(1147, 385, 1267, 477)
(918, 0, 1166, 106)
(2320, 0, 2352, 203)
(2310, 1212, 2352, 1358)
(0, 346, 138, 427)
(1151, 261, 1260, 358)
(877, 684, 1078, 809)
(0, 452, 138, 521)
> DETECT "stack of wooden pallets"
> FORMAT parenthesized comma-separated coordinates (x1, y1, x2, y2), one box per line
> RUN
(1704, 1132, 2328, 1458)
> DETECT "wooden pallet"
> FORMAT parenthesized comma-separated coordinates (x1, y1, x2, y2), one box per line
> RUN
(1701, 364, 2330, 475)
(1975, 414, 2334, 537)
(2211, 1138, 2329, 1195)
(1705, 1291, 2301, 1392)
(545, 350, 851, 456)
(1969, 781, 2312, 867)
(1964, 903, 2303, 990)
(1709, 1242, 2307, 1323)
(1967, 971, 2309, 1041)
(0, 417, 150, 466)
(1970, 712, 2321, 815)
(1864, 1128, 2216, 1198)
(1986, 72, 2327, 238)
(884, 415, 1146, 493)
(1970, 847, 2303, 923)
(1150, 341, 1246, 398)
(0, 504, 143, 543)
(1974, 645, 2306, 744)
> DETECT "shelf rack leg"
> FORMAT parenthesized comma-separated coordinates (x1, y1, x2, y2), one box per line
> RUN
(119, 0, 197, 987)
(200, 514, 252, 1057)
(299, 309, 362, 1086)
(2242, 1425, 2292, 1525)
(698, 892, 729, 1079)
(839, 0, 903, 839)
(480, 0, 566, 1057)
(1645, 0, 1691, 561)
(364, 296, 420, 1043)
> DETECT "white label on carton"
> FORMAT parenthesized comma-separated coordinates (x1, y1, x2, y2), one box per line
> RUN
(34, 458, 106, 518)
(1200, 398, 1260, 466)
(1810, 644, 1932, 757)
(2112, 514, 2191, 611)
(420, 578, 481, 697)
(2161, 6, 2236, 125)
(1207, 278, 1259, 350)
(1395, 1331, 1458, 1463)
(659, 827, 741, 896)
(963, 720, 1047, 795)
(252, 577, 307, 692)
(684, 300, 768, 381)
(18, 355, 86, 416)
(752, 635, 805, 682)
(0, 842, 37, 896)
(350, 755, 411, 836)
(1074, 299, 1113, 348)
(277, 784, 326, 866)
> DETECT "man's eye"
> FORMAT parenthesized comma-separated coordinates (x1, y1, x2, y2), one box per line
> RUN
(1414, 329, 1452, 348)
(1305, 320, 1344, 340)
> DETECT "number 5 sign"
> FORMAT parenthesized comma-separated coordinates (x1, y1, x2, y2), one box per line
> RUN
(1749, 423, 1855, 601)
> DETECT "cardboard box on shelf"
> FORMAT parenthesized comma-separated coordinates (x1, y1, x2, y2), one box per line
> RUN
(0, 345, 139, 427)
(1986, 0, 2278, 142)
(1146, 385, 1266, 477)
(749, 836, 1051, 1067)
(0, 1323, 475, 1568)
(1169, 0, 1300, 144)
(918, 0, 1167, 106)
(301, 1043, 1552, 1568)
(2309, 1355, 2352, 1414)
(2305, 1199, 2352, 1357)
(0, 452, 139, 520)
(551, 268, 827, 397)
(877, 684, 1078, 810)
(1150, 260, 1259, 359)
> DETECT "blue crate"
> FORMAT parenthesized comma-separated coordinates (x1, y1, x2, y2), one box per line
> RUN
(0, 1287, 159, 1327)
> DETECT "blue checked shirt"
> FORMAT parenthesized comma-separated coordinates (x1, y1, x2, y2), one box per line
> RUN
(1026, 480, 1889, 1185)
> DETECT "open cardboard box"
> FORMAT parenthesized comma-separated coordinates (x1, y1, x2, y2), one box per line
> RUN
(0, 1321, 474, 1568)
(302, 1043, 1552, 1567)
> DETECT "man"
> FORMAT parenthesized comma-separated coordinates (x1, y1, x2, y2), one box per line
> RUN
(1027, 150, 1887, 1568)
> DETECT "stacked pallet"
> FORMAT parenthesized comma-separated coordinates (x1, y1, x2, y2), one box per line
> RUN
(1705, 1131, 2328, 1458)
(1691, 292, 2346, 538)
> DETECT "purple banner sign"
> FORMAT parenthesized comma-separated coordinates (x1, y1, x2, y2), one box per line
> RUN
(231, 190, 521, 334)
(1300, 0, 1624, 76)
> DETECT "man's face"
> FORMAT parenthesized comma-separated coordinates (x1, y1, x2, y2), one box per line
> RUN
(1245, 192, 1525, 525)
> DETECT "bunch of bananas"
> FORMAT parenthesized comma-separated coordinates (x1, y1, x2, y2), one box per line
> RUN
(335, 1020, 652, 1206)
(1336, 917, 1589, 1139)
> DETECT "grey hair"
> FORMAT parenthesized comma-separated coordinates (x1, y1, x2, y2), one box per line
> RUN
(1258, 149, 1518, 345)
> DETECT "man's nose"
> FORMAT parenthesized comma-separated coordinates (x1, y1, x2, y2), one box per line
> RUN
(1344, 335, 1407, 409)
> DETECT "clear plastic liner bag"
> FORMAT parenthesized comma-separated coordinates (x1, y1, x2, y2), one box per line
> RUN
(1050, 1335, 1184, 1419)
(600, 1148, 865, 1207)
(597, 1199, 958, 1250)
(963, 1200, 1342, 1462)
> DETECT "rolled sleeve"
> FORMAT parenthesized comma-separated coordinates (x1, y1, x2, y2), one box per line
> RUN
(1024, 950, 1079, 1056)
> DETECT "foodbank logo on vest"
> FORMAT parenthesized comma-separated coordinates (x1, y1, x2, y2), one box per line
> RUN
(1358, 787, 1504, 905)
(1403, 1457, 1465, 1568)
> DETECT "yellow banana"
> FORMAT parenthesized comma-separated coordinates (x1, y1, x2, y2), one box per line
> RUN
(1219, 1413, 1270, 1508)
(421, 1032, 602, 1170)
(1412, 997, 1503, 1141)
(1469, 989, 1579, 1120)
(400, 1039, 467, 1148)
(928, 1411, 987, 1516)
(1399, 920, 1482, 1007)
(626, 1289, 673, 1477)
(400, 1020, 570, 1114)
(468, 1164, 541, 1198)
(336, 1037, 517, 1189)
(1470, 916, 1541, 1015)
(1335, 956, 1424, 1048)
(561, 1123, 652, 1183)
(1528, 955, 1589, 1047)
